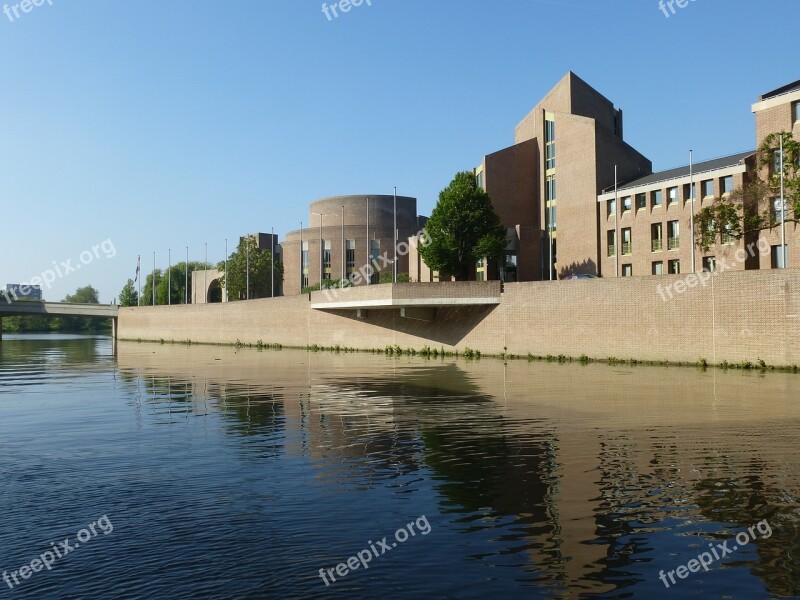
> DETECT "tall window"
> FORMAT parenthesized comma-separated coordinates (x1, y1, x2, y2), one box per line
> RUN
(476, 170, 484, 190)
(772, 245, 788, 269)
(545, 118, 556, 171)
(622, 196, 632, 212)
(651, 223, 663, 252)
(370, 239, 380, 284)
(476, 257, 486, 282)
(545, 175, 557, 231)
(683, 182, 696, 204)
(702, 180, 714, 198)
(794, 101, 800, 123)
(667, 220, 680, 250)
(668, 187, 678, 205)
(702, 256, 716, 272)
(301, 241, 309, 289)
(774, 197, 787, 223)
(652, 189, 663, 207)
(501, 254, 518, 283)
(621, 228, 632, 255)
(607, 230, 616, 257)
(622, 264, 632, 277)
(652, 261, 664, 275)
(607, 197, 616, 218)
(636, 193, 647, 211)
(346, 240, 356, 276)
(721, 176, 734, 195)
(322, 240, 332, 280)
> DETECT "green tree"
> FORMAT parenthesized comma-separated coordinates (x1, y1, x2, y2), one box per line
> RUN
(56, 285, 107, 332)
(119, 279, 139, 307)
(219, 237, 283, 300)
(419, 171, 508, 281)
(695, 132, 800, 251)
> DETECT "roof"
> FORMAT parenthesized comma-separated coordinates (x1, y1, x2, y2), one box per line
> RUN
(611, 150, 754, 193)
(761, 80, 800, 101)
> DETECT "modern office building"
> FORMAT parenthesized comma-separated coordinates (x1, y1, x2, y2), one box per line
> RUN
(5, 283, 43, 300)
(281, 195, 421, 296)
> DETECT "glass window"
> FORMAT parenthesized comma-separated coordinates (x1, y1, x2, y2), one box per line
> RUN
(794, 101, 800, 123)
(607, 230, 616, 257)
(622, 264, 632, 277)
(476, 171, 484, 189)
(702, 180, 714, 197)
(721, 176, 734, 195)
(652, 261, 663, 275)
(772, 245, 788, 269)
(651, 223, 663, 252)
(702, 256, 716, 272)
(622, 196, 632, 212)
(652, 190, 663, 207)
(607, 198, 616, 218)
(301, 241, 309, 288)
(369, 240, 380, 283)
(668, 187, 678, 204)
(322, 240, 332, 280)
(621, 228, 632, 255)
(683, 183, 696, 203)
(545, 119, 556, 171)
(501, 254, 518, 283)
(636, 193, 647, 210)
(668, 259, 680, 274)
(774, 197, 786, 223)
(667, 220, 680, 250)
(346, 240, 356, 274)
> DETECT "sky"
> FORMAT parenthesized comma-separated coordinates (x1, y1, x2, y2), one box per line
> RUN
(1, 0, 797, 302)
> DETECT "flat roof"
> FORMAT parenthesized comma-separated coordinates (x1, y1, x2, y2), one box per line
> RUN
(761, 80, 800, 101)
(609, 150, 754, 193)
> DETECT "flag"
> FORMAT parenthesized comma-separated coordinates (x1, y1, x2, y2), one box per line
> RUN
(134, 255, 140, 283)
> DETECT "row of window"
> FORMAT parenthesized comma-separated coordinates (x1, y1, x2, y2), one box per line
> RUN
(620, 246, 789, 277)
(300, 239, 381, 287)
(608, 221, 682, 256)
(607, 176, 734, 218)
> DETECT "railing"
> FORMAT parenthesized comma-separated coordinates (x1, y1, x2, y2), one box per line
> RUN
(668, 237, 680, 250)
(652, 239, 663, 252)
(607, 244, 616, 257)
(622, 242, 632, 255)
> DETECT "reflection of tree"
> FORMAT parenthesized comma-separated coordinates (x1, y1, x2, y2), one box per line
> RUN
(219, 385, 285, 458)
(692, 460, 800, 598)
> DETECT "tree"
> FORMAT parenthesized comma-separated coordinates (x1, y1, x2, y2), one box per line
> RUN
(418, 171, 508, 281)
(695, 132, 800, 251)
(219, 237, 283, 300)
(119, 279, 139, 307)
(57, 285, 106, 332)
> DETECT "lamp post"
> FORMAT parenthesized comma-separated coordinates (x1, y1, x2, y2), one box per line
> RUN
(341, 205, 345, 282)
(690, 150, 696, 274)
(393, 187, 398, 283)
(312, 211, 324, 287)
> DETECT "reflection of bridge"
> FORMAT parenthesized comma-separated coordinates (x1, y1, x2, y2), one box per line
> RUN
(0, 301, 119, 342)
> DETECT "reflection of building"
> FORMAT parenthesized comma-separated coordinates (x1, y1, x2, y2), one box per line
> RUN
(281, 195, 421, 296)
(6, 283, 43, 300)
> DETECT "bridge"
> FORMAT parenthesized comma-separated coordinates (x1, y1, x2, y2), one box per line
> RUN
(0, 301, 120, 342)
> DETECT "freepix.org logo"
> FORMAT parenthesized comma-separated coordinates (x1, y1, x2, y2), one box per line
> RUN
(3, 0, 54, 24)
(658, 0, 698, 18)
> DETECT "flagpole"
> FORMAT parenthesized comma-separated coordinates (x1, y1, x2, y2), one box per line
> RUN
(366, 197, 370, 285)
(271, 227, 275, 297)
(690, 150, 696, 274)
(137, 255, 141, 306)
(152, 252, 156, 305)
(204, 242, 208, 301)
(300, 222, 303, 291)
(185, 246, 189, 304)
(393, 186, 397, 284)
(614, 165, 620, 278)
(246, 240, 250, 300)
(168, 249, 171, 306)
(224, 238, 228, 302)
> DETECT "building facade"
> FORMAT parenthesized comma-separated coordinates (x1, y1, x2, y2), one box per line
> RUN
(281, 195, 420, 296)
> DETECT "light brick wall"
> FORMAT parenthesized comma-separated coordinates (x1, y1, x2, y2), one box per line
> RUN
(119, 274, 800, 367)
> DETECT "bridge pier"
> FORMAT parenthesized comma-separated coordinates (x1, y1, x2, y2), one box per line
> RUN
(0, 316, 3, 342)
(112, 317, 118, 355)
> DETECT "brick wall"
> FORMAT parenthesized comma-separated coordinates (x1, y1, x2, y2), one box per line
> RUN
(119, 273, 800, 367)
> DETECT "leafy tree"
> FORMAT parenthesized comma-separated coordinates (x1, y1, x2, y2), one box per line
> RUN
(379, 271, 410, 284)
(218, 237, 283, 300)
(419, 171, 508, 281)
(57, 285, 107, 332)
(119, 279, 139, 307)
(695, 132, 800, 251)
(139, 269, 162, 306)
(65, 285, 100, 304)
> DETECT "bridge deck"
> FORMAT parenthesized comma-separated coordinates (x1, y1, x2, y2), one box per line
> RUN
(0, 301, 119, 318)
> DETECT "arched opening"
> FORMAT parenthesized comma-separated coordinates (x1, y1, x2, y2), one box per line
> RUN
(207, 279, 223, 303)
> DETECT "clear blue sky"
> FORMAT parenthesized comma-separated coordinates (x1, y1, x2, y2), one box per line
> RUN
(1, 0, 796, 302)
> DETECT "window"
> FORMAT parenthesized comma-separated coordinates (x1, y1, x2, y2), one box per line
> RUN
(476, 258, 486, 282)
(545, 175, 557, 231)
(667, 220, 680, 250)
(668, 187, 678, 205)
(702, 179, 714, 198)
(369, 239, 380, 283)
(652, 261, 664, 275)
(702, 256, 716, 272)
(683, 182, 696, 204)
(772, 245, 788, 269)
(668, 259, 680, 275)
(476, 171, 484, 190)
(794, 101, 800, 123)
(774, 197, 787, 223)
(773, 150, 782, 175)
(501, 254, 518, 283)
(322, 240, 332, 280)
(622, 264, 632, 277)
(651, 223, 663, 252)
(607, 198, 616, 218)
(721, 176, 734, 195)
(721, 225, 735, 245)
(346, 240, 356, 275)
(652, 190, 663, 207)
(636, 193, 647, 211)
(301, 241, 309, 289)
(622, 196, 632, 212)
(545, 119, 556, 171)
(621, 228, 632, 255)
(607, 230, 616, 257)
